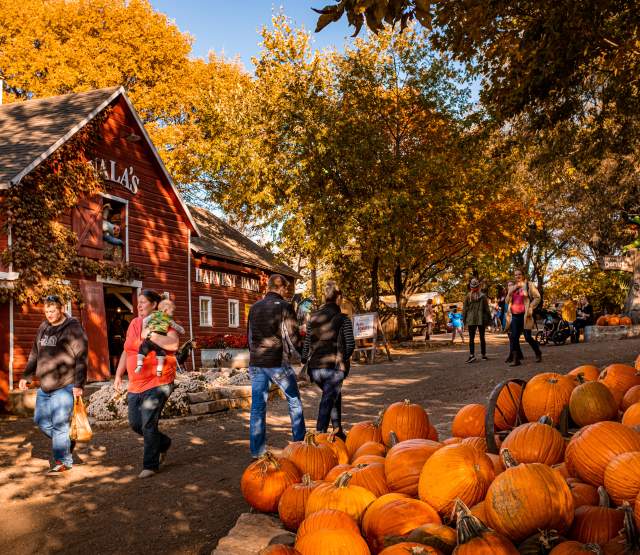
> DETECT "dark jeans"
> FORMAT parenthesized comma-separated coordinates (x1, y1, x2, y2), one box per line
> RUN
(309, 368, 344, 433)
(139, 338, 166, 358)
(574, 319, 589, 341)
(128, 384, 173, 470)
(509, 312, 540, 357)
(468, 325, 486, 356)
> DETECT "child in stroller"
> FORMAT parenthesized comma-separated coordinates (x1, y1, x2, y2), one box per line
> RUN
(535, 307, 577, 346)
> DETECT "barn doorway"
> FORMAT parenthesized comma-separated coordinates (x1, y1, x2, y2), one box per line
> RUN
(104, 286, 135, 375)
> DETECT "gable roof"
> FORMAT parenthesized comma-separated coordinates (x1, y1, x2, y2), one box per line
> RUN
(189, 204, 300, 279)
(0, 86, 199, 235)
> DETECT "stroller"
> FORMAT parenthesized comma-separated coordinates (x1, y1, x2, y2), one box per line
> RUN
(535, 308, 577, 346)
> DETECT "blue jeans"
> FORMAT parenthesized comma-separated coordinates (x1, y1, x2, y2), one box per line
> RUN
(249, 366, 306, 457)
(34, 384, 75, 467)
(309, 368, 344, 433)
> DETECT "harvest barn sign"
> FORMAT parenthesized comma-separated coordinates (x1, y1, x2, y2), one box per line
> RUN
(195, 267, 260, 292)
(92, 157, 140, 194)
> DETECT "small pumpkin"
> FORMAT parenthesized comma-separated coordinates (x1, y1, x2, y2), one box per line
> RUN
(259, 546, 300, 555)
(566, 478, 599, 509)
(596, 316, 608, 327)
(499, 416, 565, 465)
(418, 443, 495, 517)
(295, 528, 371, 555)
(599, 364, 640, 406)
(296, 508, 360, 541)
(278, 474, 320, 531)
(494, 381, 524, 431)
(240, 452, 301, 513)
(568, 487, 624, 546)
(379, 544, 440, 555)
(620, 316, 632, 326)
(346, 415, 384, 457)
(451, 404, 486, 438)
(381, 399, 431, 446)
(305, 472, 376, 524)
(569, 380, 618, 427)
(352, 441, 387, 462)
(608, 316, 621, 326)
(522, 372, 575, 424)
(622, 402, 640, 427)
(568, 365, 601, 383)
(347, 462, 389, 497)
(622, 385, 640, 412)
(603, 451, 640, 505)
(548, 542, 604, 554)
(453, 499, 519, 554)
(384, 439, 442, 496)
(316, 432, 350, 465)
(283, 431, 339, 480)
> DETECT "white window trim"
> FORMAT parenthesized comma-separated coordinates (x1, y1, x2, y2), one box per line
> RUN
(65, 299, 73, 316)
(199, 296, 212, 327)
(228, 299, 240, 328)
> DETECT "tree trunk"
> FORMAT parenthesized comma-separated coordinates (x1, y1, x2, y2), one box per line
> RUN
(393, 264, 409, 340)
(310, 260, 318, 300)
(370, 255, 380, 312)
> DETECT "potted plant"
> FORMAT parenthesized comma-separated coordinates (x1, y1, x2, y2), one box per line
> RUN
(198, 334, 250, 369)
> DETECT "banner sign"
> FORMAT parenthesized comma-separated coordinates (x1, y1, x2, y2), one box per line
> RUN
(353, 312, 377, 340)
(603, 255, 634, 273)
(195, 268, 260, 291)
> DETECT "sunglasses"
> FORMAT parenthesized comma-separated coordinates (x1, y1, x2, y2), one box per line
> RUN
(44, 295, 62, 304)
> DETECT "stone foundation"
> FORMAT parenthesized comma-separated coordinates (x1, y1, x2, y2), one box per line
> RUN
(584, 324, 640, 342)
(212, 513, 295, 555)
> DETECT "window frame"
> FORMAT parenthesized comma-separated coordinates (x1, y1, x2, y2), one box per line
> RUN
(228, 299, 240, 328)
(199, 296, 212, 327)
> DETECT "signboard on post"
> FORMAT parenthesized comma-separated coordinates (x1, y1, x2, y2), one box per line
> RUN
(602, 255, 634, 273)
(352, 312, 392, 363)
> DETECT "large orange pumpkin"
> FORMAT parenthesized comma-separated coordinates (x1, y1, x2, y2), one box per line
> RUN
(603, 451, 640, 505)
(599, 364, 640, 406)
(384, 439, 442, 496)
(283, 431, 339, 480)
(296, 509, 360, 541)
(379, 544, 440, 555)
(566, 478, 599, 509)
(278, 474, 320, 531)
(451, 404, 486, 437)
(295, 528, 371, 555)
(346, 416, 384, 457)
(569, 380, 618, 427)
(568, 365, 601, 383)
(241, 452, 301, 513)
(442, 437, 463, 445)
(352, 441, 387, 462)
(364, 497, 442, 553)
(325, 464, 353, 481)
(305, 472, 376, 524)
(565, 421, 640, 486)
(381, 400, 430, 446)
(608, 316, 621, 326)
(494, 382, 524, 431)
(418, 443, 494, 517)
(352, 455, 386, 465)
(499, 417, 565, 465)
(259, 546, 300, 555)
(470, 501, 487, 522)
(316, 432, 350, 465)
(361, 493, 410, 537)
(347, 463, 389, 497)
(622, 385, 640, 412)
(622, 402, 640, 427)
(453, 500, 519, 554)
(549, 542, 605, 554)
(568, 487, 624, 546)
(522, 372, 575, 424)
(484, 451, 574, 543)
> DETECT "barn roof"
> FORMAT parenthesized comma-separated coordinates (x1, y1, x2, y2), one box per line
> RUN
(189, 205, 300, 279)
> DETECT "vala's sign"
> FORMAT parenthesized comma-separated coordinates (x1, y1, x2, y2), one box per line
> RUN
(92, 158, 140, 194)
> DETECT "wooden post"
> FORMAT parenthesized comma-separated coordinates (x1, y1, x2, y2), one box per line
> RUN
(624, 249, 640, 324)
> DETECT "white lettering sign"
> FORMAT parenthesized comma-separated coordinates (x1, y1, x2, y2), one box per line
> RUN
(92, 158, 140, 194)
(603, 255, 634, 273)
(195, 268, 259, 291)
(353, 313, 377, 340)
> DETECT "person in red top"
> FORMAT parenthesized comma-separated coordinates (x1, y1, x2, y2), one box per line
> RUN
(114, 289, 179, 478)
(505, 268, 542, 366)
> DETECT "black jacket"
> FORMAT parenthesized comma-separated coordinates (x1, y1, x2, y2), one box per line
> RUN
(248, 292, 300, 368)
(23, 316, 88, 392)
(302, 303, 356, 373)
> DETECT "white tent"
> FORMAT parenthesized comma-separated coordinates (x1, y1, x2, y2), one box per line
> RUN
(375, 292, 445, 309)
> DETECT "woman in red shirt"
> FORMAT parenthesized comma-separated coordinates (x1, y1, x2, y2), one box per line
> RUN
(114, 289, 179, 478)
(505, 268, 542, 366)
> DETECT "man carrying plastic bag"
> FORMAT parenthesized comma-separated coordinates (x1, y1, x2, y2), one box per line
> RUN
(19, 294, 88, 474)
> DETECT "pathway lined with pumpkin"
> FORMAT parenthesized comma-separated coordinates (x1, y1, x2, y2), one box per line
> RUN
(246, 351, 640, 554)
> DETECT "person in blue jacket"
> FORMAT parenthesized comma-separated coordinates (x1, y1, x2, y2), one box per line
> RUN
(448, 305, 465, 344)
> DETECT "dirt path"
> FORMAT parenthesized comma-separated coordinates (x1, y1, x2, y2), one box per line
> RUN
(2, 335, 639, 555)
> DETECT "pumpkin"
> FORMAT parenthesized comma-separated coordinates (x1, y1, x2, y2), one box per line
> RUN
(364, 497, 442, 553)
(418, 443, 495, 517)
(568, 487, 624, 545)
(347, 462, 389, 497)
(295, 528, 371, 555)
(240, 452, 301, 513)
(599, 364, 640, 406)
(259, 546, 300, 555)
(362, 493, 410, 537)
(484, 450, 574, 543)
(451, 404, 486, 438)
(442, 437, 463, 445)
(622, 385, 640, 412)
(305, 472, 376, 524)
(608, 316, 621, 326)
(487, 453, 505, 476)
(522, 373, 575, 424)
(384, 439, 442, 496)
(494, 381, 524, 431)
(427, 422, 439, 441)
(453, 500, 519, 554)
(620, 316, 632, 326)
(603, 451, 640, 505)
(470, 501, 487, 522)
(622, 403, 640, 427)
(460, 436, 488, 452)
(596, 316, 608, 327)
(325, 464, 353, 481)
(381, 400, 430, 446)
(604, 502, 640, 554)
(278, 474, 320, 531)
(499, 416, 565, 465)
(568, 365, 601, 383)
(379, 544, 440, 555)
(553, 463, 574, 479)
(549, 542, 604, 554)
(636, 354, 640, 372)
(565, 421, 640, 486)
(400, 523, 456, 555)
(569, 380, 618, 427)
(283, 431, 339, 480)
(352, 441, 387, 462)
(296, 509, 360, 541)
(352, 455, 386, 465)
(566, 478, 599, 508)
(346, 416, 384, 457)
(316, 432, 350, 465)
(518, 531, 565, 555)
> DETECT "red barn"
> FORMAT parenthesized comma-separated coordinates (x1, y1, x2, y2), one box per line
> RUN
(0, 87, 298, 404)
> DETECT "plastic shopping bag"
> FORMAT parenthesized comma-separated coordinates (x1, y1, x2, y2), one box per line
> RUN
(70, 397, 93, 442)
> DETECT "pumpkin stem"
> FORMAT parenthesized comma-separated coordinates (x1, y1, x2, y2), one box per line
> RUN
(403, 399, 411, 405)
(335, 471, 353, 488)
(501, 448, 519, 468)
(583, 545, 604, 554)
(355, 463, 368, 469)
(301, 474, 313, 486)
(538, 415, 554, 426)
(617, 501, 640, 550)
(374, 409, 384, 427)
(597, 486, 611, 507)
(259, 451, 280, 471)
(576, 372, 586, 384)
(538, 530, 560, 549)
(454, 499, 490, 544)
(303, 431, 318, 446)
(389, 431, 399, 446)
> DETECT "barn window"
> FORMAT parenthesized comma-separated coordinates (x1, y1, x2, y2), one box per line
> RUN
(199, 296, 212, 327)
(101, 195, 128, 262)
(228, 299, 240, 328)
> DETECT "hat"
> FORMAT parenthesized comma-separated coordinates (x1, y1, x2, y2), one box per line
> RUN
(470, 278, 480, 289)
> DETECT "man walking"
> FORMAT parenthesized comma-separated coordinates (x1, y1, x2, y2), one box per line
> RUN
(247, 275, 306, 458)
(18, 295, 88, 473)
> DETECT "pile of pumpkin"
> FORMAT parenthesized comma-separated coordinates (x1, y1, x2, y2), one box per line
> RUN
(241, 361, 640, 555)
(597, 315, 632, 327)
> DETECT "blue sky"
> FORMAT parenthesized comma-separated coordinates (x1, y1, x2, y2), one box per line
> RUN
(150, 1, 354, 69)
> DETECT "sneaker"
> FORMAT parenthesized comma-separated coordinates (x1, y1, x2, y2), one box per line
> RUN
(48, 461, 71, 474)
(466, 355, 477, 363)
(138, 469, 156, 479)
(509, 360, 522, 367)
(482, 355, 488, 360)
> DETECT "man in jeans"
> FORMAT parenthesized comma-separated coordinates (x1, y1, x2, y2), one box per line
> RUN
(18, 295, 88, 473)
(247, 274, 306, 458)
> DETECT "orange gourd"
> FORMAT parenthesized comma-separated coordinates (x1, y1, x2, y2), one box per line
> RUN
(295, 528, 371, 555)
(346, 416, 384, 457)
(569, 380, 618, 427)
(568, 487, 623, 546)
(283, 431, 339, 480)
(603, 451, 640, 505)
(352, 441, 387, 462)
(305, 472, 376, 524)
(316, 432, 350, 465)
(241, 452, 302, 513)
(566, 478, 599, 508)
(296, 508, 360, 541)
(453, 500, 519, 554)
(522, 373, 575, 424)
(361, 493, 410, 537)
(494, 382, 524, 431)
(278, 474, 320, 531)
(499, 417, 565, 465)
(418, 443, 495, 517)
(381, 400, 430, 446)
(568, 365, 601, 383)
(451, 404, 486, 437)
(599, 364, 640, 405)
(347, 462, 389, 497)
(384, 439, 442, 496)
(622, 402, 640, 427)
(622, 385, 640, 412)
(565, 421, 640, 486)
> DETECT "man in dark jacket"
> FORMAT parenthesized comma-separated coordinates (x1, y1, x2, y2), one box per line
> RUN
(18, 295, 88, 473)
(302, 281, 355, 440)
(247, 274, 305, 458)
